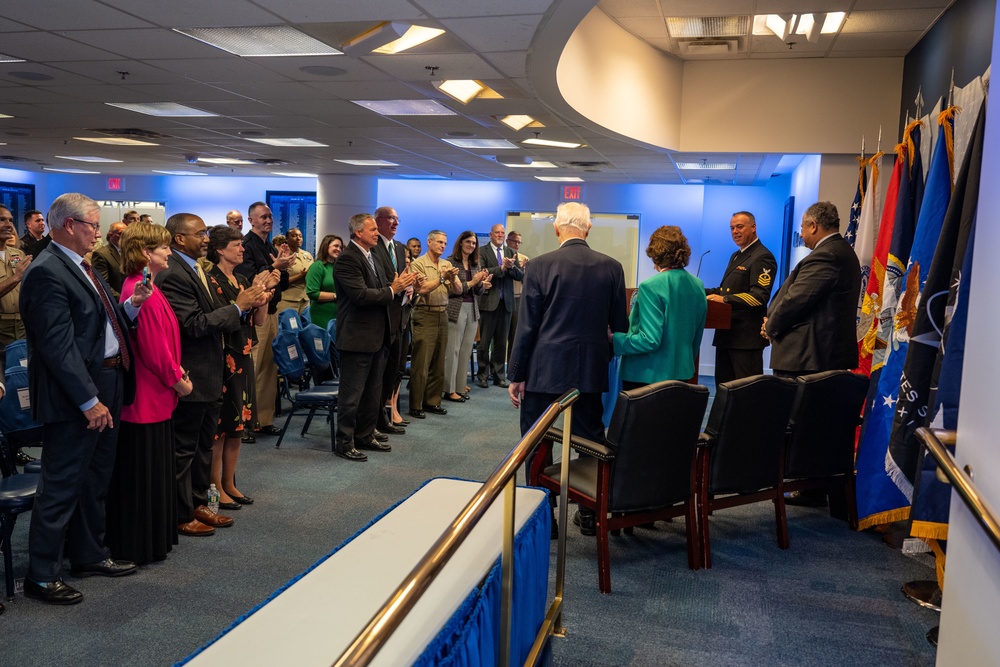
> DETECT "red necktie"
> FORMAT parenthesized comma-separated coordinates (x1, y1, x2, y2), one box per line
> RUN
(82, 259, 131, 371)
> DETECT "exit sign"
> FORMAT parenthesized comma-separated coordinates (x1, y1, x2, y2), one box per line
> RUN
(561, 184, 583, 201)
(107, 177, 125, 192)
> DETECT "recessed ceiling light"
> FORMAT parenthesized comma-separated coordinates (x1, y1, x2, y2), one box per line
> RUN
(443, 138, 517, 149)
(675, 162, 736, 170)
(54, 155, 123, 163)
(106, 102, 217, 117)
(272, 171, 318, 177)
(372, 25, 445, 54)
(398, 173, 450, 179)
(500, 115, 538, 131)
(174, 26, 341, 57)
(245, 138, 328, 147)
(534, 176, 583, 182)
(505, 161, 558, 168)
(44, 167, 101, 174)
(334, 159, 398, 167)
(522, 138, 582, 149)
(0, 54, 26, 63)
(152, 170, 207, 176)
(0, 114, 13, 120)
(75, 136, 159, 146)
(198, 157, 255, 165)
(351, 99, 456, 116)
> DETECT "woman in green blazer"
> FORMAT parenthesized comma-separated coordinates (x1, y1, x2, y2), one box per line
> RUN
(612, 226, 706, 389)
(305, 234, 343, 329)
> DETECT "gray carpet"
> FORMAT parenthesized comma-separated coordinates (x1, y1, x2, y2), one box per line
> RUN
(2, 378, 938, 666)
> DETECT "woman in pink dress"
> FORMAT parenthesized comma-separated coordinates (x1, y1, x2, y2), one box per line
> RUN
(106, 223, 192, 564)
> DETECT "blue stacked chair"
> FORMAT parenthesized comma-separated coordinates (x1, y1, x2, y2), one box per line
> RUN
(271, 330, 338, 450)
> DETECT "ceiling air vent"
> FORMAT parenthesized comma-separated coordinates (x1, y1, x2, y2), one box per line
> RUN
(0, 155, 33, 163)
(677, 38, 741, 55)
(253, 158, 291, 166)
(86, 128, 173, 139)
(567, 161, 609, 169)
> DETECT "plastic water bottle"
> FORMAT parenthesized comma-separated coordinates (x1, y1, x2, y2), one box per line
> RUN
(207, 484, 220, 514)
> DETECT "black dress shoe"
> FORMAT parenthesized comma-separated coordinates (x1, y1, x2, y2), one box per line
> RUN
(218, 501, 242, 510)
(230, 493, 254, 505)
(356, 439, 391, 452)
(70, 558, 138, 578)
(443, 393, 467, 403)
(494, 379, 510, 388)
(572, 509, 597, 536)
(425, 405, 448, 415)
(394, 419, 411, 426)
(335, 447, 368, 462)
(241, 432, 256, 444)
(408, 409, 426, 419)
(14, 449, 37, 466)
(372, 430, 389, 442)
(24, 579, 83, 605)
(477, 378, 489, 389)
(255, 425, 282, 436)
(461, 393, 471, 400)
(380, 424, 406, 435)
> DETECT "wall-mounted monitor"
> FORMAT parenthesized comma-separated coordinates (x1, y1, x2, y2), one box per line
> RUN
(266, 191, 317, 254)
(0, 182, 36, 235)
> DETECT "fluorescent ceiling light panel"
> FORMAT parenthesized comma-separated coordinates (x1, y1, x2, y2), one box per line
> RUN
(75, 136, 159, 146)
(0, 114, 13, 119)
(0, 54, 25, 63)
(534, 176, 583, 182)
(434, 80, 485, 104)
(398, 173, 449, 179)
(352, 99, 456, 116)
(335, 159, 398, 167)
(443, 138, 517, 150)
(794, 12, 844, 36)
(152, 170, 207, 176)
(373, 25, 445, 54)
(505, 161, 558, 168)
(198, 157, 255, 165)
(272, 171, 318, 177)
(245, 137, 328, 147)
(54, 155, 123, 163)
(175, 26, 341, 57)
(106, 102, 217, 117)
(675, 162, 736, 170)
(500, 115, 537, 131)
(666, 16, 748, 38)
(44, 167, 101, 174)
(522, 138, 582, 149)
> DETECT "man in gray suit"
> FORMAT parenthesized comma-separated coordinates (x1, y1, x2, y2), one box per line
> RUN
(477, 223, 522, 388)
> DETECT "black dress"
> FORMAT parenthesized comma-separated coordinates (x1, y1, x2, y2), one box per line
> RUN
(208, 266, 258, 439)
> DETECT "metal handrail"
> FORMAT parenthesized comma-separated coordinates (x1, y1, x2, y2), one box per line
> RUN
(916, 427, 1000, 554)
(332, 389, 580, 667)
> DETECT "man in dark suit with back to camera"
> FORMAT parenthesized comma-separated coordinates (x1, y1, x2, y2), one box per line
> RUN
(333, 213, 417, 462)
(157, 213, 268, 537)
(19, 193, 153, 605)
(91, 221, 127, 300)
(763, 201, 862, 377)
(705, 211, 777, 384)
(508, 202, 628, 533)
(477, 223, 522, 388)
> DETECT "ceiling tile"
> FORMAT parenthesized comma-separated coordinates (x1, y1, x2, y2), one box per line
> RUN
(152, 59, 293, 85)
(0, 32, 121, 63)
(250, 0, 425, 23)
(842, 9, 946, 34)
(438, 16, 544, 52)
(0, 0, 153, 30)
(98, 0, 284, 28)
(67, 28, 233, 60)
(657, 0, 754, 18)
(832, 31, 925, 52)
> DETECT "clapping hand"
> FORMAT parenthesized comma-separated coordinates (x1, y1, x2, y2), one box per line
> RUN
(254, 269, 281, 290)
(501, 255, 514, 270)
(269, 243, 294, 271)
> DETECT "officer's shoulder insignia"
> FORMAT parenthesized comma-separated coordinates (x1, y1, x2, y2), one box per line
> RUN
(736, 265, 746, 271)
(758, 267, 772, 287)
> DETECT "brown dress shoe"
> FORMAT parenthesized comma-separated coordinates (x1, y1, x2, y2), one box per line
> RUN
(194, 506, 235, 528)
(178, 520, 216, 536)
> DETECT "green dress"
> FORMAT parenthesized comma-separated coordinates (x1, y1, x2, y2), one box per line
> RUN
(305, 260, 337, 328)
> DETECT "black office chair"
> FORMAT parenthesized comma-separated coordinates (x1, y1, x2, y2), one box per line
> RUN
(271, 330, 339, 450)
(0, 435, 39, 601)
(697, 374, 798, 568)
(532, 380, 709, 594)
(784, 370, 869, 527)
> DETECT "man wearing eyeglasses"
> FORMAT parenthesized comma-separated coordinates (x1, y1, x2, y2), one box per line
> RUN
(18, 193, 153, 605)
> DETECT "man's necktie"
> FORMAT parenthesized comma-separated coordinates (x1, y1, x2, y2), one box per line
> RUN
(388, 241, 398, 272)
(195, 262, 212, 298)
(496, 246, 503, 265)
(82, 259, 131, 371)
(367, 252, 382, 286)
(496, 246, 504, 300)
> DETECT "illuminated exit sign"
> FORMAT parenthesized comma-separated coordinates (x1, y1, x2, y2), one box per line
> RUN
(561, 184, 583, 201)
(107, 177, 125, 192)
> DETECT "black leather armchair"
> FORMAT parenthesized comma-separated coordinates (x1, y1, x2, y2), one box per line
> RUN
(697, 374, 798, 568)
(530, 380, 709, 594)
(784, 370, 869, 527)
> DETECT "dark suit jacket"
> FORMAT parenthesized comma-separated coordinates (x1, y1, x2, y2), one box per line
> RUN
(333, 242, 395, 354)
(706, 240, 777, 349)
(236, 231, 289, 314)
(373, 236, 408, 336)
(91, 242, 125, 300)
(156, 252, 242, 403)
(19, 243, 136, 422)
(478, 243, 523, 312)
(508, 238, 627, 394)
(765, 234, 861, 373)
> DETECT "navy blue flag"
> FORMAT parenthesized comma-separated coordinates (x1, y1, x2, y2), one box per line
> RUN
(844, 158, 867, 248)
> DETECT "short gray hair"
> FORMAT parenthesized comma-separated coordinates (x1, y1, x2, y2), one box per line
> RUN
(348, 213, 373, 237)
(554, 201, 591, 234)
(427, 229, 446, 243)
(804, 201, 840, 231)
(48, 193, 99, 231)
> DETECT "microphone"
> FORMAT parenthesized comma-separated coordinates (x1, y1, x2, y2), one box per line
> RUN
(696, 249, 711, 277)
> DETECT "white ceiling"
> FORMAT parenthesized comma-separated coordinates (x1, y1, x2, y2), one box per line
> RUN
(0, 0, 952, 184)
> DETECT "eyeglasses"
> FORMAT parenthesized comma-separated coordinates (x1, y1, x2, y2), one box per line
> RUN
(70, 217, 101, 233)
(182, 229, 210, 238)
(507, 239, 521, 245)
(377, 215, 399, 221)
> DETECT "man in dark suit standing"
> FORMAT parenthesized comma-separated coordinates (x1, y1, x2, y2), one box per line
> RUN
(19, 193, 152, 605)
(764, 201, 862, 376)
(477, 223, 522, 388)
(157, 213, 266, 536)
(333, 213, 416, 462)
(705, 211, 777, 384)
(372, 206, 411, 437)
(91, 221, 127, 300)
(508, 201, 628, 487)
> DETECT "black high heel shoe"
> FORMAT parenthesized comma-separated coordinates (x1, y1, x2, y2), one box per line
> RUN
(228, 492, 254, 505)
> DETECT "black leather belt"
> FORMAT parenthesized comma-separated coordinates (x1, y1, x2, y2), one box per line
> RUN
(102, 356, 122, 368)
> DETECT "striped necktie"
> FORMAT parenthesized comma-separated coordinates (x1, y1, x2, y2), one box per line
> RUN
(81, 259, 131, 371)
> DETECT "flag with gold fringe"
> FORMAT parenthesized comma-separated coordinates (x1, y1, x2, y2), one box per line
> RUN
(854, 152, 882, 334)
(854, 107, 958, 529)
